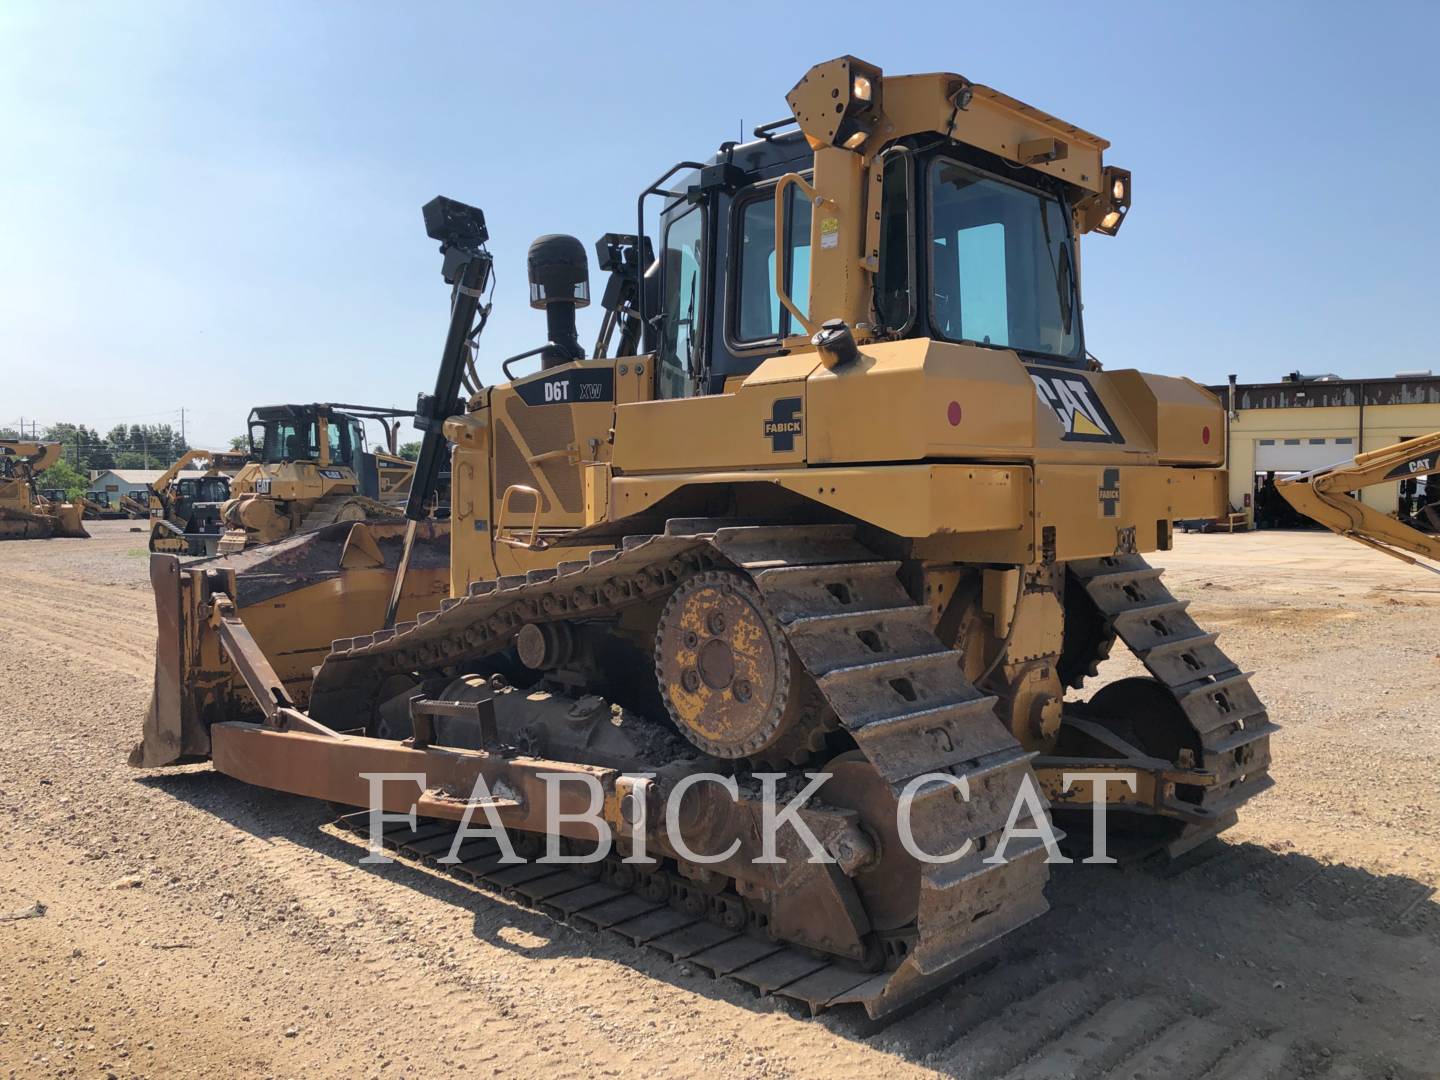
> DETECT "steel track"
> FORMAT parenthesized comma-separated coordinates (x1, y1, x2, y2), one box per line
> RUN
(1066, 554, 1278, 855)
(311, 520, 1051, 1017)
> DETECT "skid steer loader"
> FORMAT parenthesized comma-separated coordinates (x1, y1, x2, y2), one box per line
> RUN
(148, 448, 249, 556)
(1, 441, 89, 539)
(133, 56, 1275, 1019)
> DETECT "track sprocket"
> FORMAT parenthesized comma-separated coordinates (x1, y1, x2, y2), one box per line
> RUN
(654, 570, 831, 765)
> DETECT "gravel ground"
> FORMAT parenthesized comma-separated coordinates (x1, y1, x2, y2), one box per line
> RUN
(2, 520, 1437, 1079)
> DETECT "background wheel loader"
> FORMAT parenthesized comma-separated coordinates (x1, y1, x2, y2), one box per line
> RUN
(147, 448, 250, 556)
(216, 403, 418, 553)
(0, 441, 89, 539)
(133, 56, 1275, 1020)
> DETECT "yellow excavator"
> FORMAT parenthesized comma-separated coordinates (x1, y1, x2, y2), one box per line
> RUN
(148, 449, 250, 556)
(1278, 431, 1439, 574)
(216, 403, 416, 553)
(134, 57, 1274, 1020)
(0, 441, 89, 540)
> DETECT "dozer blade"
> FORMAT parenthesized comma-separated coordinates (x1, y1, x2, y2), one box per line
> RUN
(130, 519, 450, 768)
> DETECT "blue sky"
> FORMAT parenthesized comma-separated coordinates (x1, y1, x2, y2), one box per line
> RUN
(2, 1, 1437, 450)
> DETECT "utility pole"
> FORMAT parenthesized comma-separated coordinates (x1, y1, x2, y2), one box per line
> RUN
(180, 407, 186, 448)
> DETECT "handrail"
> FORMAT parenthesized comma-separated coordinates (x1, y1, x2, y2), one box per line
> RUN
(773, 173, 822, 336)
(495, 484, 548, 550)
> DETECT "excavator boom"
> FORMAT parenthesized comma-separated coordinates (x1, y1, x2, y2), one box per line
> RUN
(1277, 430, 1440, 574)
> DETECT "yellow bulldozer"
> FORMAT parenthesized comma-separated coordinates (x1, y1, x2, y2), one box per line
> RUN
(133, 57, 1274, 1019)
(0, 440, 90, 539)
(216, 403, 418, 553)
(148, 448, 250, 556)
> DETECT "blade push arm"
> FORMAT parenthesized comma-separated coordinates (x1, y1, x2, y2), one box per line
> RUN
(1277, 431, 1440, 573)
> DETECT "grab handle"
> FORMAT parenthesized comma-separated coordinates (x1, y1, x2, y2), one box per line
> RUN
(773, 173, 822, 336)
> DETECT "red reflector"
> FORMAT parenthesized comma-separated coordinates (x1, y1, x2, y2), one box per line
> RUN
(947, 401, 962, 426)
(1202, 425, 1211, 445)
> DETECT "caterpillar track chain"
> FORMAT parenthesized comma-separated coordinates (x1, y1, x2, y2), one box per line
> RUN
(1066, 554, 1279, 856)
(311, 521, 1052, 1018)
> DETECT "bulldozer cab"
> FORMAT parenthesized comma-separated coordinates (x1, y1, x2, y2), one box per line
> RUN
(457, 58, 1142, 586)
(247, 405, 366, 469)
(648, 128, 1088, 395)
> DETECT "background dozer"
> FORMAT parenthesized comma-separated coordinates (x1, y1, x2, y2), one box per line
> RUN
(0, 440, 89, 539)
(1278, 430, 1439, 574)
(134, 57, 1274, 1019)
(148, 448, 250, 556)
(217, 403, 417, 553)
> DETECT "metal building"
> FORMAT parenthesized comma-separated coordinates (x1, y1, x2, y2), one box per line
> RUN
(1209, 372, 1440, 528)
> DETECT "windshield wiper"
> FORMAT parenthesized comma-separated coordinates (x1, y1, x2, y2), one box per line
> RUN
(1036, 195, 1074, 337)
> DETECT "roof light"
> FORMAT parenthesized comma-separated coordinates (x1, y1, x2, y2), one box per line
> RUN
(1112, 178, 1126, 201)
(843, 130, 868, 149)
(1101, 210, 1122, 230)
(852, 75, 872, 102)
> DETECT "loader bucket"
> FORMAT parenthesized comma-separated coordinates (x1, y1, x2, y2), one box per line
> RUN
(131, 519, 450, 767)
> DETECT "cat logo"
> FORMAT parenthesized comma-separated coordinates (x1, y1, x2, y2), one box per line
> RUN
(1385, 453, 1434, 480)
(1028, 367, 1124, 444)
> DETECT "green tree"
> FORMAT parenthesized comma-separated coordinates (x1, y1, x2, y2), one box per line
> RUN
(398, 441, 421, 461)
(229, 434, 250, 451)
(38, 458, 89, 501)
(42, 422, 112, 471)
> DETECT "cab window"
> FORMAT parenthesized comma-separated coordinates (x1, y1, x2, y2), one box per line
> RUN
(874, 152, 913, 332)
(257, 419, 318, 462)
(658, 204, 704, 399)
(732, 184, 811, 345)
